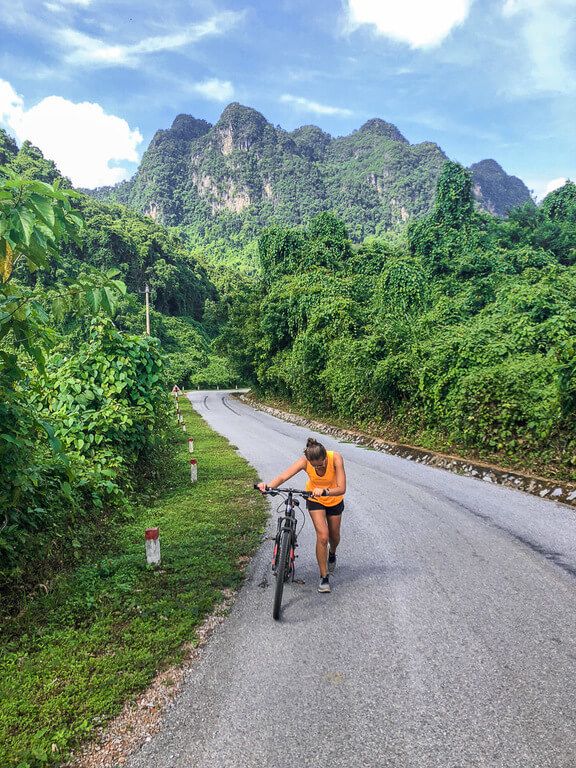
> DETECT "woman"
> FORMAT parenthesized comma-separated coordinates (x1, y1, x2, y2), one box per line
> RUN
(258, 437, 346, 594)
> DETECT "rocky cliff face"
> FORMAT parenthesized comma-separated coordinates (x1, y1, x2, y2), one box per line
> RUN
(470, 159, 533, 216)
(89, 104, 534, 237)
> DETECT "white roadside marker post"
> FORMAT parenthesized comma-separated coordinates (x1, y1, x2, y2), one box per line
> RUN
(145, 527, 161, 565)
(190, 458, 198, 483)
(188, 437, 194, 453)
(182, 422, 187, 432)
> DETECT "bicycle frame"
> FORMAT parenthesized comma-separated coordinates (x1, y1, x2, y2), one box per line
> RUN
(272, 492, 299, 580)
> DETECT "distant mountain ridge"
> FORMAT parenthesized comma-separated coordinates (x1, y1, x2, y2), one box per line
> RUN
(84, 103, 534, 237)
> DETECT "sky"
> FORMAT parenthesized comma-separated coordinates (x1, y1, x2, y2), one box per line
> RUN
(0, 0, 574, 200)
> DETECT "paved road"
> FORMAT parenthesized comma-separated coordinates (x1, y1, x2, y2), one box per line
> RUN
(128, 390, 576, 768)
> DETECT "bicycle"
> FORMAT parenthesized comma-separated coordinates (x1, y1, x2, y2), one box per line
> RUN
(254, 485, 312, 620)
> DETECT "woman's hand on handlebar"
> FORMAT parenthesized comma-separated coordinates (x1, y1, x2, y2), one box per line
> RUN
(256, 482, 268, 494)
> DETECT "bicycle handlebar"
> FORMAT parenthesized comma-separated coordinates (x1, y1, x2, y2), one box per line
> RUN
(253, 484, 312, 498)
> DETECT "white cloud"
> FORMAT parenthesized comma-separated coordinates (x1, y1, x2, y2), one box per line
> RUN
(527, 176, 568, 202)
(345, 0, 472, 48)
(545, 177, 568, 195)
(45, 0, 92, 9)
(194, 79, 234, 102)
(0, 78, 142, 188)
(500, 0, 575, 94)
(0, 79, 24, 125)
(280, 94, 353, 117)
(58, 11, 243, 67)
(60, 29, 129, 65)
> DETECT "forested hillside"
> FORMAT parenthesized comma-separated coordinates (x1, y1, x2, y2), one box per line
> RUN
(216, 164, 576, 480)
(88, 103, 533, 264)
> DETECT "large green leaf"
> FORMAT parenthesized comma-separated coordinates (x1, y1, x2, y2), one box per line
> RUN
(29, 193, 56, 227)
(17, 207, 35, 246)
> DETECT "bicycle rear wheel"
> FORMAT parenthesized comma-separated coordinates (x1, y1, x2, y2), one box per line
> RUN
(273, 528, 292, 621)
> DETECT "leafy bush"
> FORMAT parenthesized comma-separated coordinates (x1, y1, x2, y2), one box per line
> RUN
(227, 164, 576, 477)
(1, 320, 168, 596)
(444, 356, 559, 452)
(0, 173, 171, 601)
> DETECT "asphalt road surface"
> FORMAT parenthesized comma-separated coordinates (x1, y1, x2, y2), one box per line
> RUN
(127, 390, 576, 768)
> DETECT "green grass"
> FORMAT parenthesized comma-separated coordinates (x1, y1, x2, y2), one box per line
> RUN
(0, 396, 267, 768)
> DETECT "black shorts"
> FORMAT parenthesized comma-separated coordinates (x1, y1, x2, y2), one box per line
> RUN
(306, 499, 344, 516)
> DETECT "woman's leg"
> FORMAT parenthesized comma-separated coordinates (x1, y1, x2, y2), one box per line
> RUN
(308, 508, 329, 577)
(327, 513, 342, 555)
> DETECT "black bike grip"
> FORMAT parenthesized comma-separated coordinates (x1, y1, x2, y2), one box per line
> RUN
(253, 483, 270, 492)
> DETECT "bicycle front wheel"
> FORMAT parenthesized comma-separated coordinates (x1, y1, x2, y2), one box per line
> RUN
(273, 528, 292, 621)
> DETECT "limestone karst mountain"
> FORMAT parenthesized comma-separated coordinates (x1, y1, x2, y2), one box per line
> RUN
(84, 103, 534, 237)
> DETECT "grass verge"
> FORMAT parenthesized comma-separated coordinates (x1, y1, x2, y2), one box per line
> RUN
(0, 395, 267, 768)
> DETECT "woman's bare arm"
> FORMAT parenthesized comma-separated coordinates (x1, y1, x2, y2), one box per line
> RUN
(260, 456, 308, 490)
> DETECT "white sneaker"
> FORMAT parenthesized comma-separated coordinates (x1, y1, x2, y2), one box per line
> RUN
(318, 576, 331, 593)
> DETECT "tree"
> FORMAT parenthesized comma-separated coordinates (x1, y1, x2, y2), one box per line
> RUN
(0, 128, 18, 166)
(541, 181, 576, 222)
(408, 161, 479, 275)
(0, 171, 124, 370)
(258, 225, 307, 283)
(432, 161, 474, 228)
(11, 140, 70, 186)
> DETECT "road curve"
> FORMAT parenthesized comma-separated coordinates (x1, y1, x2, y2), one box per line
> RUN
(127, 390, 576, 768)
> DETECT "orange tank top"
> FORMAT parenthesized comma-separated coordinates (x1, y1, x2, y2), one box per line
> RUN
(305, 451, 344, 507)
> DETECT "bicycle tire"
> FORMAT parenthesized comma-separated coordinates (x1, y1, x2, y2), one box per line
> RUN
(273, 528, 292, 621)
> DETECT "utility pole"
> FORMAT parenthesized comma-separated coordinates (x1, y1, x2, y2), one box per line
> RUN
(144, 283, 151, 336)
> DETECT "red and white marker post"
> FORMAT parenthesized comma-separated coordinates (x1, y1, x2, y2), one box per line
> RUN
(145, 527, 161, 565)
(190, 458, 198, 483)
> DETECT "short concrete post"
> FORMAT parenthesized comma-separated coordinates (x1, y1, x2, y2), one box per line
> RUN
(145, 527, 161, 565)
(181, 422, 187, 432)
(190, 458, 197, 483)
(188, 437, 194, 452)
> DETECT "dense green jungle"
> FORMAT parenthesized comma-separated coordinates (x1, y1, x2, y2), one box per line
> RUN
(1, 125, 576, 607)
